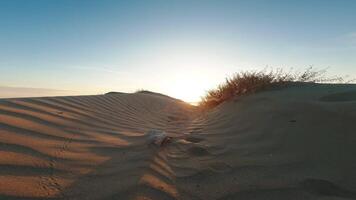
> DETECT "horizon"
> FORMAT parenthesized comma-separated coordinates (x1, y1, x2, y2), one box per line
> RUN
(1, 0, 356, 102)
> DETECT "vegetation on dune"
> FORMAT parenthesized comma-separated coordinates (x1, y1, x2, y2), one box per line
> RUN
(199, 67, 349, 108)
(135, 89, 181, 100)
(135, 89, 159, 95)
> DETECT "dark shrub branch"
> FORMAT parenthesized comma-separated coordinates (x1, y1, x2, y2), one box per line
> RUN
(199, 67, 347, 108)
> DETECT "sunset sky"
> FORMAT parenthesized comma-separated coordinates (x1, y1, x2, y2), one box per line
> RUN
(1, 0, 356, 102)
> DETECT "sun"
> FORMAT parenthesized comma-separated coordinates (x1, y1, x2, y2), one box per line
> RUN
(160, 69, 222, 104)
(170, 80, 204, 104)
(134, 41, 233, 103)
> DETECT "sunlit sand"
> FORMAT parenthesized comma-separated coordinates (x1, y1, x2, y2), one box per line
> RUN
(0, 83, 356, 199)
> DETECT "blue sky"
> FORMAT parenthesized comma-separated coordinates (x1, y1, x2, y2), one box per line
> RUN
(0, 0, 355, 102)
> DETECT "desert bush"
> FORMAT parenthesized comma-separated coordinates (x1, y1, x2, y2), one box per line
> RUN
(199, 67, 345, 108)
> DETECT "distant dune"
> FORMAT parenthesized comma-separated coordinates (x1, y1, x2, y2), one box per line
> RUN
(0, 86, 77, 99)
(0, 84, 356, 199)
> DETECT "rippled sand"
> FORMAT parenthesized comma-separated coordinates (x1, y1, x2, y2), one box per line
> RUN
(0, 84, 356, 199)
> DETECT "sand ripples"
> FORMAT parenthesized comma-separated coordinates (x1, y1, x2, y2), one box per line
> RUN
(0, 93, 198, 199)
(1, 86, 356, 199)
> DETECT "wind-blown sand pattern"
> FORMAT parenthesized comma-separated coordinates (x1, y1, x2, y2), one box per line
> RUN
(0, 84, 356, 199)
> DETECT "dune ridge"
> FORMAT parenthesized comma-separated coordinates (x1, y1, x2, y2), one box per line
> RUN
(0, 84, 356, 199)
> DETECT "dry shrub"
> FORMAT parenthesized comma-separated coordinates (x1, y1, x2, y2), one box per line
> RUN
(199, 67, 345, 108)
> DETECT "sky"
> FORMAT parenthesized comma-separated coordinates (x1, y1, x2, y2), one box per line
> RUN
(0, 0, 356, 102)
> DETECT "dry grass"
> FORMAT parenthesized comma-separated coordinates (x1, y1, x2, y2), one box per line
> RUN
(199, 67, 346, 108)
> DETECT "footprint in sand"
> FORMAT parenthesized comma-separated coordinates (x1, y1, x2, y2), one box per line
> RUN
(207, 162, 232, 173)
(184, 136, 204, 143)
(187, 146, 211, 156)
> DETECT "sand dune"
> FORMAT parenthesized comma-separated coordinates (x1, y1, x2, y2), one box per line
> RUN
(0, 84, 356, 199)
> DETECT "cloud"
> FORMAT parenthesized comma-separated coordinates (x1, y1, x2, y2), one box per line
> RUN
(0, 86, 77, 99)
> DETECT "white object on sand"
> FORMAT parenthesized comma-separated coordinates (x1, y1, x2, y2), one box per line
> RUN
(146, 130, 170, 146)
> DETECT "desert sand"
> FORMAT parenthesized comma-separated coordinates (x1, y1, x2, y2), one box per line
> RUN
(0, 84, 356, 200)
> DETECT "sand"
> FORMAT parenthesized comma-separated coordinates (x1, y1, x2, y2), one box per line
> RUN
(0, 84, 355, 199)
